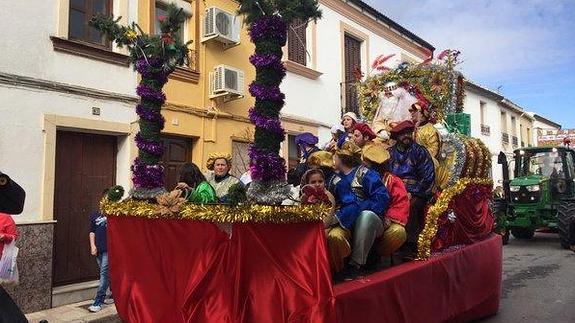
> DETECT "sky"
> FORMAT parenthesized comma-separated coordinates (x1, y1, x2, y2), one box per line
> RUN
(364, 0, 575, 128)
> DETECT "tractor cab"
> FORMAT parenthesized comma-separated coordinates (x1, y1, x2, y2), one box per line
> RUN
(496, 146, 575, 246)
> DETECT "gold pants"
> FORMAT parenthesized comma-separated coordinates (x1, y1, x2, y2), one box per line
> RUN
(326, 227, 351, 273)
(378, 223, 407, 257)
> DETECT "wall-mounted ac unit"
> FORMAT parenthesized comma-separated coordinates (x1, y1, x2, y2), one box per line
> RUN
(202, 7, 240, 45)
(210, 65, 245, 100)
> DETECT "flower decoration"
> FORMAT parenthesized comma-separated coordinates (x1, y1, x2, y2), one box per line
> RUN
(155, 189, 186, 217)
(357, 49, 465, 123)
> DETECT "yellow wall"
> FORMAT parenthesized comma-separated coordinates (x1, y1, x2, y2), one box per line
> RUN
(519, 116, 534, 147)
(140, 0, 256, 171)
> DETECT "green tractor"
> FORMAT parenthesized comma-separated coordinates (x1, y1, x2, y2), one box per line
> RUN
(495, 146, 575, 247)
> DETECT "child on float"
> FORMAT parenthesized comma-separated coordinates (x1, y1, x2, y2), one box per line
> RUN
(341, 112, 358, 146)
(306, 150, 339, 194)
(299, 169, 351, 276)
(361, 142, 409, 259)
(324, 124, 346, 152)
(175, 162, 217, 204)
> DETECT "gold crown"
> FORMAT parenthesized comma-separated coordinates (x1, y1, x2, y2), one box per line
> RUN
(206, 153, 233, 170)
(336, 141, 362, 158)
(307, 151, 334, 168)
(362, 142, 390, 165)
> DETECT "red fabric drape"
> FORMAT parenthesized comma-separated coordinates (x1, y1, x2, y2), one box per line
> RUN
(107, 217, 336, 323)
(335, 234, 502, 323)
(432, 185, 494, 252)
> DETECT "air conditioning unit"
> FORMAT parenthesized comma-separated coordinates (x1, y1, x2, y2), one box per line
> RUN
(210, 65, 245, 100)
(202, 7, 240, 45)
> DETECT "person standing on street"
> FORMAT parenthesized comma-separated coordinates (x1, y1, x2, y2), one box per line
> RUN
(89, 190, 113, 313)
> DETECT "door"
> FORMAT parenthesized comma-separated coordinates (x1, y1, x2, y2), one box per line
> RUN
(161, 135, 193, 191)
(53, 131, 117, 286)
(344, 34, 362, 114)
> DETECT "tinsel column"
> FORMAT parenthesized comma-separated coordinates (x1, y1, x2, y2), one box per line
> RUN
(132, 58, 169, 198)
(246, 16, 290, 203)
(90, 4, 191, 199)
(238, 0, 321, 204)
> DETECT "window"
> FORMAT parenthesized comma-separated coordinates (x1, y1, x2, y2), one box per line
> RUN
(344, 34, 362, 114)
(231, 141, 250, 178)
(287, 19, 307, 66)
(511, 116, 517, 136)
(69, 0, 112, 47)
(501, 111, 507, 132)
(480, 101, 486, 125)
(154, 2, 184, 41)
(287, 134, 302, 170)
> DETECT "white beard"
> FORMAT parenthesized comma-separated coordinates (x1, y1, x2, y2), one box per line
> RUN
(374, 88, 417, 124)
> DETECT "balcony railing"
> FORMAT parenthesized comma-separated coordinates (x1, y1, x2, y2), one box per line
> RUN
(502, 133, 509, 144)
(512, 136, 519, 147)
(481, 124, 491, 136)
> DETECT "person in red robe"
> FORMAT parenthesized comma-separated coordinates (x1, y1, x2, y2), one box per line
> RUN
(361, 142, 409, 258)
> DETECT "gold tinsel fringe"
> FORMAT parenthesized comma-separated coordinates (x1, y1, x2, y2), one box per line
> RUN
(100, 199, 331, 224)
(417, 178, 493, 260)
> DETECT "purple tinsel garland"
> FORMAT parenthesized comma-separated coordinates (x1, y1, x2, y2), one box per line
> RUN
(249, 54, 281, 68)
(249, 83, 285, 102)
(136, 84, 166, 103)
(131, 157, 164, 188)
(135, 134, 164, 157)
(249, 16, 287, 45)
(136, 104, 165, 124)
(248, 108, 285, 135)
(135, 58, 169, 84)
(248, 147, 286, 182)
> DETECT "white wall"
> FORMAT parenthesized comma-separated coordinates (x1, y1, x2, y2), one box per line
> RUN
(0, 0, 140, 223)
(464, 89, 505, 185)
(0, 0, 138, 95)
(281, 3, 423, 144)
(0, 86, 136, 223)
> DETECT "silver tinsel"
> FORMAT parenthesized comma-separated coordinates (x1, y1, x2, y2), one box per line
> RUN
(130, 187, 167, 200)
(439, 131, 466, 187)
(247, 180, 291, 205)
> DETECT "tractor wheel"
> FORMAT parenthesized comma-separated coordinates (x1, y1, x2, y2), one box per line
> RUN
(557, 199, 575, 249)
(511, 228, 535, 240)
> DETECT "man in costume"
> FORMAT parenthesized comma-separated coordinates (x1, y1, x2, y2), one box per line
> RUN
(409, 98, 449, 190)
(387, 121, 435, 260)
(352, 123, 377, 149)
(205, 153, 241, 203)
(332, 142, 390, 279)
(361, 142, 409, 259)
(372, 82, 418, 140)
(294, 132, 321, 183)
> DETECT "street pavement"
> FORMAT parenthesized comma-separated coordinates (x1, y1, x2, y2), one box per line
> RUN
(480, 232, 575, 323)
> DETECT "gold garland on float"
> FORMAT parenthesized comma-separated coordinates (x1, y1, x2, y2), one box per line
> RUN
(417, 177, 493, 260)
(100, 198, 331, 223)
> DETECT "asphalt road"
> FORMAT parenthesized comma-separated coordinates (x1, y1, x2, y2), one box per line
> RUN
(480, 232, 575, 323)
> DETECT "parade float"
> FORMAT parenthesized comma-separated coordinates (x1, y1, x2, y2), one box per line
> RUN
(91, 3, 501, 322)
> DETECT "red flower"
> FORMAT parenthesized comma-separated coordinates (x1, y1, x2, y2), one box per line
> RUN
(159, 15, 167, 23)
(161, 33, 174, 45)
(353, 67, 364, 81)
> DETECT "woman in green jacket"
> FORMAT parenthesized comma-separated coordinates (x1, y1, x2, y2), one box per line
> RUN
(175, 163, 217, 204)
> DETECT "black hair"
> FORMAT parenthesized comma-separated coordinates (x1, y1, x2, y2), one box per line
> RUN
(179, 163, 207, 189)
(300, 169, 325, 187)
(102, 188, 110, 196)
(337, 154, 361, 169)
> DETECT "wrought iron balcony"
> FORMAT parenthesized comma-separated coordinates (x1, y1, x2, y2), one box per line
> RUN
(502, 133, 509, 144)
(512, 136, 519, 147)
(481, 124, 491, 136)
